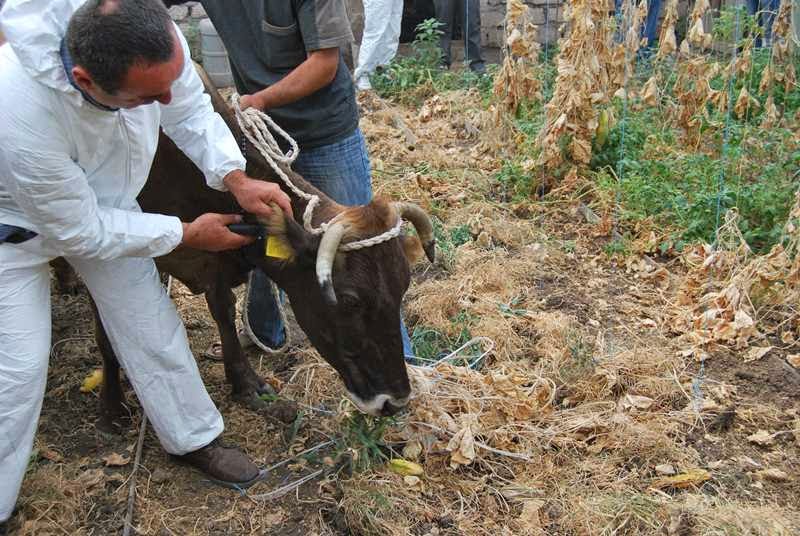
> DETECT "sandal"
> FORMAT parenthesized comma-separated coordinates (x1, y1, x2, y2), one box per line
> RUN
(202, 328, 287, 361)
(202, 341, 224, 362)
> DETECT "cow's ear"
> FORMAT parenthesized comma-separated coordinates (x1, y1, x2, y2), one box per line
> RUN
(262, 208, 320, 267)
(400, 234, 425, 265)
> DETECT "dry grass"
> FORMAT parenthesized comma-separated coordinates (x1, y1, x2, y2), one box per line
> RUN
(11, 21, 800, 535)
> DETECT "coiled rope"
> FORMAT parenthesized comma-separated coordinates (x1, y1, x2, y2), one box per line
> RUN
(230, 94, 402, 251)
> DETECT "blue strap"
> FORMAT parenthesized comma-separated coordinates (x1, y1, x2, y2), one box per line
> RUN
(0, 223, 38, 244)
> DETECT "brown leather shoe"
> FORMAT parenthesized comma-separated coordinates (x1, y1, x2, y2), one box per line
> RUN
(175, 438, 266, 489)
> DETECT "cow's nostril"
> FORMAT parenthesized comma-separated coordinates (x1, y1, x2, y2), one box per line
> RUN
(380, 398, 408, 417)
(381, 400, 398, 416)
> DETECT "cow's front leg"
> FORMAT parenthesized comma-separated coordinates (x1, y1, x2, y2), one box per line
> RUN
(205, 278, 274, 410)
(91, 300, 131, 437)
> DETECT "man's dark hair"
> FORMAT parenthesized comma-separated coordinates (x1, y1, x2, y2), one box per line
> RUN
(66, 0, 175, 94)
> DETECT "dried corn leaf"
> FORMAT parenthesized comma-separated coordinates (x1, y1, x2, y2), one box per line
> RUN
(651, 468, 711, 490)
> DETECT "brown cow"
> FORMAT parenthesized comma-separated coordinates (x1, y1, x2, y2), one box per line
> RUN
(92, 68, 435, 434)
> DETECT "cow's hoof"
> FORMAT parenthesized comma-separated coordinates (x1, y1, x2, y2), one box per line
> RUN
(256, 380, 276, 397)
(234, 392, 270, 411)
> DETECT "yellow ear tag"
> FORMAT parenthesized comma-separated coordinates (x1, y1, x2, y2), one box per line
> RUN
(265, 235, 291, 259)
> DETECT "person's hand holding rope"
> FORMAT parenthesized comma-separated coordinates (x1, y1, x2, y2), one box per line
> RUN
(223, 169, 293, 221)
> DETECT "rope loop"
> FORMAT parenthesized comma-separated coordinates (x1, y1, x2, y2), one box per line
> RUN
(230, 94, 402, 250)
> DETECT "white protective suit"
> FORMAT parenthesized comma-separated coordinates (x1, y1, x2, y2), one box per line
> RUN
(353, 0, 403, 90)
(0, 0, 247, 522)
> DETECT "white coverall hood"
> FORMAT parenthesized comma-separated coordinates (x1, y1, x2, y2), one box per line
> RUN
(0, 0, 83, 97)
(353, 0, 403, 90)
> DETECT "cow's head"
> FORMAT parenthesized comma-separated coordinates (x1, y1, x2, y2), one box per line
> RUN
(254, 196, 435, 417)
(192, 66, 436, 415)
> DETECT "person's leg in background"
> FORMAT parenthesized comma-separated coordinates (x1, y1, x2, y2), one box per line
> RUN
(354, 0, 404, 90)
(463, 0, 486, 73)
(614, 0, 625, 43)
(433, 0, 456, 68)
(0, 252, 52, 530)
(746, 0, 764, 47)
(291, 129, 415, 358)
(760, 0, 780, 47)
(243, 269, 287, 351)
(68, 255, 224, 454)
(389, 0, 404, 56)
(642, 0, 664, 48)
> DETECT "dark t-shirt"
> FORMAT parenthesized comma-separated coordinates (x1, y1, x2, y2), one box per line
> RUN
(196, 0, 358, 149)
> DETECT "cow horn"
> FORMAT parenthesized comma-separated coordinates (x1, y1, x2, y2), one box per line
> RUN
(315, 221, 346, 307)
(394, 202, 436, 263)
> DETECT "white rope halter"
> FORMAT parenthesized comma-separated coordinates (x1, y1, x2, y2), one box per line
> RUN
(230, 94, 402, 251)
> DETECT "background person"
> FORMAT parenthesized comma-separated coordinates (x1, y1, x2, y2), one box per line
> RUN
(353, 0, 404, 91)
(614, 0, 664, 51)
(433, 0, 486, 74)
(747, 0, 781, 47)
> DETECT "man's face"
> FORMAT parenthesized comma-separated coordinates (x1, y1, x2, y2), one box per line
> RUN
(72, 29, 185, 109)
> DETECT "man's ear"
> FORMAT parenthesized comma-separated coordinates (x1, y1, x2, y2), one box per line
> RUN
(71, 66, 95, 94)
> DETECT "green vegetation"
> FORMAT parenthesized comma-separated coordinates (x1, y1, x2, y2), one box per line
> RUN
(410, 311, 476, 367)
(371, 18, 494, 104)
(430, 216, 472, 270)
(591, 87, 799, 252)
(516, 40, 798, 255)
(338, 413, 395, 473)
(372, 9, 798, 256)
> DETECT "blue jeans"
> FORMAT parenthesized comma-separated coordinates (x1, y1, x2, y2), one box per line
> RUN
(246, 128, 414, 356)
(746, 0, 780, 47)
(614, 0, 663, 48)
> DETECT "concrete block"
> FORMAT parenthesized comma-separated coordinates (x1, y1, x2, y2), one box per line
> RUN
(484, 27, 505, 47)
(169, 5, 189, 21)
(529, 7, 546, 24)
(536, 23, 561, 45)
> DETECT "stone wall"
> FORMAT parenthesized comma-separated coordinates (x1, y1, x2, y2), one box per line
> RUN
(482, 0, 568, 47)
(167, 1, 207, 23)
(170, 0, 696, 61)
(168, 1, 207, 60)
(170, 1, 567, 54)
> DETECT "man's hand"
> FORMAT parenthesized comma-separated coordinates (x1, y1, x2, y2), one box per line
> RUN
(181, 213, 254, 252)
(239, 93, 264, 112)
(223, 170, 292, 221)
(238, 48, 340, 112)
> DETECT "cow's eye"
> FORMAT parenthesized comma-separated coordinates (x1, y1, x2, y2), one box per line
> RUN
(340, 292, 361, 311)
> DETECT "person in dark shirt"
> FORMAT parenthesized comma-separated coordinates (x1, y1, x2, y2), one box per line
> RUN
(165, 1, 414, 358)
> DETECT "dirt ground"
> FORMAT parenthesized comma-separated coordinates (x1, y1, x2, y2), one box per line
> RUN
(7, 90, 800, 535)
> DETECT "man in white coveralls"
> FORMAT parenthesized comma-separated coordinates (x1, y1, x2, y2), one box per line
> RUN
(0, 0, 293, 529)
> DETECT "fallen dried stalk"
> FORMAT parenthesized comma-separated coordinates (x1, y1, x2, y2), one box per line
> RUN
(122, 415, 148, 536)
(409, 421, 534, 461)
(248, 469, 324, 502)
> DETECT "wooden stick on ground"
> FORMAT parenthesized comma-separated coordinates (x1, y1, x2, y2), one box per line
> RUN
(389, 113, 419, 150)
(122, 414, 148, 536)
(368, 93, 419, 150)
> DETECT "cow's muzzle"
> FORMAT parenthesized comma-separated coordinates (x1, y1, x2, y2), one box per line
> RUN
(346, 392, 411, 417)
